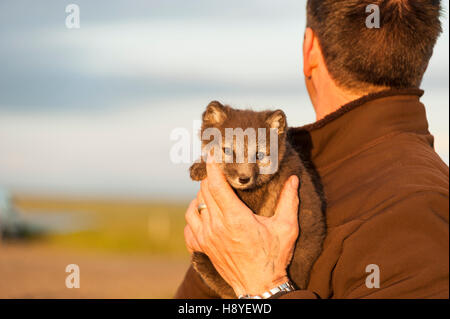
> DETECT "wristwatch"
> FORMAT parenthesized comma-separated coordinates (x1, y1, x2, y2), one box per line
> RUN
(238, 281, 296, 299)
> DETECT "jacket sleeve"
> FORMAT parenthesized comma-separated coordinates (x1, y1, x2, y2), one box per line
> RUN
(331, 191, 449, 298)
(174, 264, 318, 299)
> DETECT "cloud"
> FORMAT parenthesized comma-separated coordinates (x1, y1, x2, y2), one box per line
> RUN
(0, 0, 448, 198)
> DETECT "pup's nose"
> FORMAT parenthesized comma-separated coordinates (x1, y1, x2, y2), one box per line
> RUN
(238, 177, 251, 184)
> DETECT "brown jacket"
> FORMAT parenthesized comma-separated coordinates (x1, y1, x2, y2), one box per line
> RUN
(175, 89, 449, 299)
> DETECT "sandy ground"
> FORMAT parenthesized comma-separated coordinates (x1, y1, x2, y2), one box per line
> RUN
(0, 243, 190, 298)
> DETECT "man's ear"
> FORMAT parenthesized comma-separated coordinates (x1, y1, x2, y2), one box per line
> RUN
(303, 27, 318, 78)
(266, 110, 286, 135)
(203, 101, 227, 125)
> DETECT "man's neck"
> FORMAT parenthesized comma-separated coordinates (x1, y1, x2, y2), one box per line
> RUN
(313, 87, 366, 121)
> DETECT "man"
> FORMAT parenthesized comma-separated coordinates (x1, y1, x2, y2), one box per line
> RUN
(175, 0, 449, 298)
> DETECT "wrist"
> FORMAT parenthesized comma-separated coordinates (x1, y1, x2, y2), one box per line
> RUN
(235, 274, 290, 297)
(238, 279, 295, 299)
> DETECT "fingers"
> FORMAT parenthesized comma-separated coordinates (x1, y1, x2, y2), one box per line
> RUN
(205, 151, 247, 214)
(184, 224, 202, 254)
(200, 179, 222, 220)
(274, 175, 300, 227)
(185, 198, 202, 235)
(197, 188, 215, 228)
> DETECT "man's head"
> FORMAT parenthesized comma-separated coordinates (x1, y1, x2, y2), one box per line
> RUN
(303, 0, 442, 116)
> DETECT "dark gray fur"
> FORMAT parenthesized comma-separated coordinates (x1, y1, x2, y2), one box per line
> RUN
(189, 101, 326, 299)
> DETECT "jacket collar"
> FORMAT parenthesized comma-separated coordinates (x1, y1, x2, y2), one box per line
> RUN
(288, 88, 429, 170)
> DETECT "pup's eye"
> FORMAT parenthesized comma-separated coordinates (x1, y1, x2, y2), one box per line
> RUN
(257, 152, 266, 160)
(223, 147, 233, 156)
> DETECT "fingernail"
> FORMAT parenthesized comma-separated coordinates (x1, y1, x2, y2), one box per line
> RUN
(291, 175, 299, 188)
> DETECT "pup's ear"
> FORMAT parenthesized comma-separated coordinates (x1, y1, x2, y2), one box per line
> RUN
(203, 101, 227, 125)
(266, 110, 286, 134)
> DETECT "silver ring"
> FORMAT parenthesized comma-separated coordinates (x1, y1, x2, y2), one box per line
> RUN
(197, 203, 207, 213)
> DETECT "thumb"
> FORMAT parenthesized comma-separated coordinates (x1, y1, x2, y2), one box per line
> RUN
(273, 175, 300, 227)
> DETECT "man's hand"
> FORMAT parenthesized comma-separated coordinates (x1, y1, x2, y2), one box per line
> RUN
(184, 153, 300, 297)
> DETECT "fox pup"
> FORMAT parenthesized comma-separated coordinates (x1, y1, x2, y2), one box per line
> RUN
(189, 101, 326, 299)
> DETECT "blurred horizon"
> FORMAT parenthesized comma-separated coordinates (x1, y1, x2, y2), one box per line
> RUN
(0, 0, 448, 299)
(0, 0, 448, 201)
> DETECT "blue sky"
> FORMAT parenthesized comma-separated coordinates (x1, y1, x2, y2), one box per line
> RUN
(0, 1, 448, 199)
